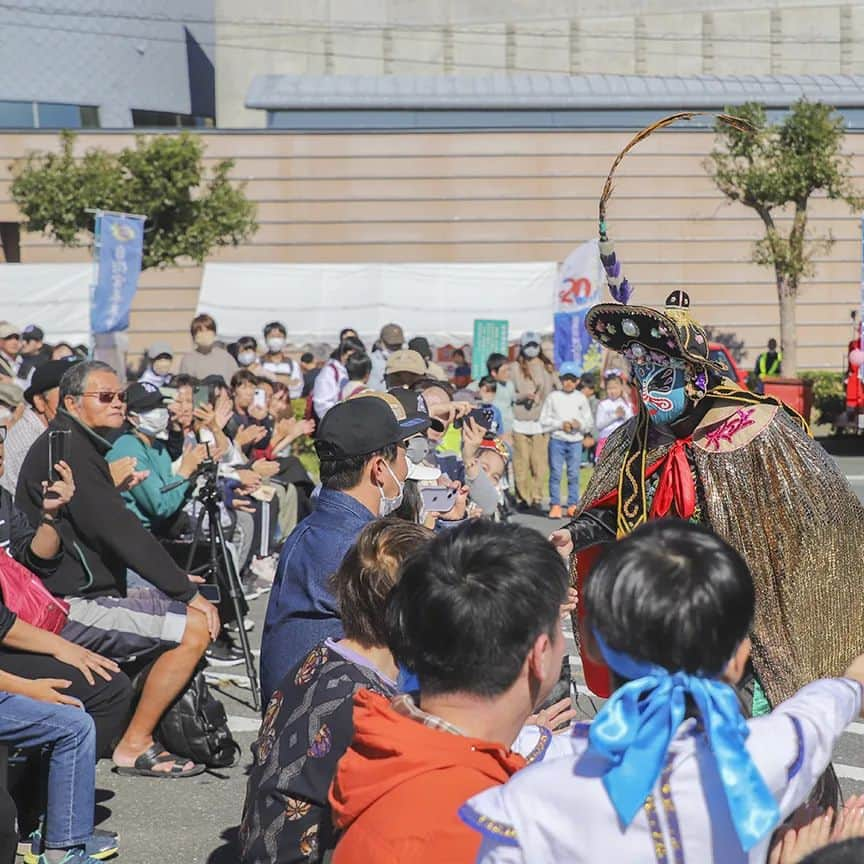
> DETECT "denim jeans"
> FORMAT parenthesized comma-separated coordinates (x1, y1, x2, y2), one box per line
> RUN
(548, 438, 583, 507)
(0, 693, 95, 849)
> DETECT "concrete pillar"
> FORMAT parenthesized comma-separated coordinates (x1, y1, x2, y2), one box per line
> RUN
(569, 19, 581, 75)
(635, 16, 647, 75)
(769, 9, 782, 75)
(702, 12, 715, 76)
(505, 23, 516, 71)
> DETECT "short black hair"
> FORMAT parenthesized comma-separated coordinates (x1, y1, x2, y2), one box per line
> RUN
(579, 373, 596, 389)
(170, 373, 199, 390)
(768, 338, 778, 351)
(264, 321, 286, 337)
(478, 375, 497, 392)
(340, 327, 359, 342)
(319, 443, 398, 491)
(300, 352, 315, 364)
(486, 352, 508, 374)
(230, 369, 257, 389)
(237, 335, 257, 352)
(385, 520, 568, 697)
(584, 520, 754, 676)
(345, 351, 372, 382)
(800, 838, 864, 864)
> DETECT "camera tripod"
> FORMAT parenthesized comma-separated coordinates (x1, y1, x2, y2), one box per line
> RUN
(183, 457, 262, 711)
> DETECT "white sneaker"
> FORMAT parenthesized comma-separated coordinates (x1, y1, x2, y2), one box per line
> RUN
(250, 555, 278, 584)
(226, 617, 255, 634)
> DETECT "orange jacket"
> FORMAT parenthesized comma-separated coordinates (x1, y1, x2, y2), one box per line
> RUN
(329, 689, 526, 863)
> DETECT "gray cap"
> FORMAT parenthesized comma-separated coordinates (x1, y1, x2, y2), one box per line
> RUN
(0, 382, 23, 407)
(147, 341, 174, 359)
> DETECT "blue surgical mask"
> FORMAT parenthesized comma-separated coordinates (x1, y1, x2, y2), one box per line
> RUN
(633, 362, 688, 425)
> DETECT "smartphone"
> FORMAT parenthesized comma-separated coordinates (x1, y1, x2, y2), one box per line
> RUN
(253, 388, 267, 409)
(420, 485, 458, 513)
(198, 584, 221, 604)
(47, 429, 70, 483)
(192, 385, 211, 410)
(454, 406, 495, 430)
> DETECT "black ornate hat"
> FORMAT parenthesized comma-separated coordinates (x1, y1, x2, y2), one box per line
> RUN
(588, 111, 753, 377)
(585, 291, 726, 374)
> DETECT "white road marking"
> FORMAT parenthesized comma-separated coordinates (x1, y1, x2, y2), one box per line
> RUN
(835, 764, 864, 783)
(847, 722, 864, 736)
(227, 715, 261, 733)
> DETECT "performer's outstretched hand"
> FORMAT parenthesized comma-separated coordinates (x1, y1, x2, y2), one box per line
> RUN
(549, 529, 573, 560)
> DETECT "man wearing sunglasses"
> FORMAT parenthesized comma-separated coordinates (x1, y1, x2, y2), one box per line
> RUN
(16, 361, 220, 779)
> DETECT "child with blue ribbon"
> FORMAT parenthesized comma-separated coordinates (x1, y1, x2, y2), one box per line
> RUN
(461, 520, 864, 863)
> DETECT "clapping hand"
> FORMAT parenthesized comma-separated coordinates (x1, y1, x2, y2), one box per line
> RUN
(41, 461, 75, 513)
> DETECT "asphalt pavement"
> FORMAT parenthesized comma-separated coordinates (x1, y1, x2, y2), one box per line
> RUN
(90, 443, 864, 863)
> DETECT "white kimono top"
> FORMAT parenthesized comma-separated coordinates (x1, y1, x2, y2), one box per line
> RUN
(462, 679, 862, 864)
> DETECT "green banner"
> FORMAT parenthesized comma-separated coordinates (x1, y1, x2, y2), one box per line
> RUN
(471, 319, 509, 380)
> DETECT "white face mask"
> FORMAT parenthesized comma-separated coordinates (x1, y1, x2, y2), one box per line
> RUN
(238, 351, 256, 367)
(134, 407, 169, 438)
(523, 344, 541, 359)
(266, 337, 285, 353)
(377, 461, 405, 516)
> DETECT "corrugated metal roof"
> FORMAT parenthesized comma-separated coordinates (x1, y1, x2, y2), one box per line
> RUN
(246, 73, 864, 111)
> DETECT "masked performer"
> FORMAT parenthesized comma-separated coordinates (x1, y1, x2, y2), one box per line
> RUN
(557, 114, 864, 715)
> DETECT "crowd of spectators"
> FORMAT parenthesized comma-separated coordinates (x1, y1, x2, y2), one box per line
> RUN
(0, 314, 860, 864)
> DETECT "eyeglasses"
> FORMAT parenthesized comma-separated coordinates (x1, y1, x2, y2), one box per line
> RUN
(0, 426, 6, 443)
(78, 391, 126, 404)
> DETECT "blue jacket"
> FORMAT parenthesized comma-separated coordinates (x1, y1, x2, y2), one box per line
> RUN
(260, 488, 376, 702)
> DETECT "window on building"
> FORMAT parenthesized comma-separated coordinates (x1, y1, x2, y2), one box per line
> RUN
(131, 109, 214, 128)
(0, 101, 36, 128)
(0, 101, 99, 129)
(0, 223, 21, 264)
(37, 102, 100, 129)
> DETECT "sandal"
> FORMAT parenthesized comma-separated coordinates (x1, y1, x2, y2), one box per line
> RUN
(114, 742, 206, 779)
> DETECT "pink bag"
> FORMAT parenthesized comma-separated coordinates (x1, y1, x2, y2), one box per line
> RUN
(0, 548, 69, 634)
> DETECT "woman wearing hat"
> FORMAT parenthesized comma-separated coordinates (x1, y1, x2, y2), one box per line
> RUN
(509, 332, 556, 514)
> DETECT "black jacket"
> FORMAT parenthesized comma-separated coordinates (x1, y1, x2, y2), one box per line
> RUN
(0, 486, 62, 640)
(15, 410, 196, 602)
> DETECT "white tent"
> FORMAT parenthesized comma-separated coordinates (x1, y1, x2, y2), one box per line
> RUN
(197, 262, 558, 345)
(0, 264, 91, 345)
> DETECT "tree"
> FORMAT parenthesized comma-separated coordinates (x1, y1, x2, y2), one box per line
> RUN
(707, 100, 862, 378)
(10, 131, 257, 270)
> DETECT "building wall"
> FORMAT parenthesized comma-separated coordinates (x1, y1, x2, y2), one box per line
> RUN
(216, 0, 864, 127)
(0, 0, 214, 128)
(0, 127, 861, 371)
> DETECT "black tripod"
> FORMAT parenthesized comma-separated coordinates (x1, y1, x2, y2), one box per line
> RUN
(182, 457, 261, 711)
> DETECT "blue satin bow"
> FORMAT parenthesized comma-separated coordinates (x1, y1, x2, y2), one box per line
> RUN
(588, 633, 780, 851)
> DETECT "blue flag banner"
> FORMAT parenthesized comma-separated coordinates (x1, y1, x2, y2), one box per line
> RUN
(554, 310, 595, 374)
(90, 213, 145, 334)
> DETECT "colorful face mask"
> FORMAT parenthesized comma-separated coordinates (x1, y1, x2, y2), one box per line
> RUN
(633, 362, 688, 425)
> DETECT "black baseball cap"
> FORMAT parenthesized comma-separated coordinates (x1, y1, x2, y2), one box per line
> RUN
(24, 357, 80, 405)
(387, 387, 444, 433)
(125, 381, 166, 413)
(315, 396, 429, 459)
(22, 325, 44, 342)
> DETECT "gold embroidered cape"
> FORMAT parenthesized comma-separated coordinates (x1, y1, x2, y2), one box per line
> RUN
(578, 399, 864, 705)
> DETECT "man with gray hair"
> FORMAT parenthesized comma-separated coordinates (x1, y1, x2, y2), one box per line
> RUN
(16, 360, 220, 778)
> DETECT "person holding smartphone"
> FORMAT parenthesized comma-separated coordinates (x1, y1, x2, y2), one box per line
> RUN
(16, 361, 220, 779)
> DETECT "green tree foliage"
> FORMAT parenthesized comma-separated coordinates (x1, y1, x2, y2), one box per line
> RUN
(11, 131, 257, 270)
(707, 101, 862, 377)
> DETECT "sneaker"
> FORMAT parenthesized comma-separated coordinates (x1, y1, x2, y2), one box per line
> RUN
(226, 617, 255, 634)
(566, 505, 578, 518)
(205, 636, 245, 667)
(548, 505, 562, 520)
(241, 573, 269, 600)
(25, 828, 119, 863)
(36, 851, 104, 864)
(250, 554, 278, 584)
